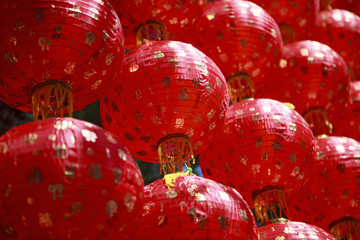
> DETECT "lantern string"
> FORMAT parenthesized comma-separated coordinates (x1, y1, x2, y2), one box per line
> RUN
(158, 135, 194, 175)
(330, 217, 360, 240)
(31, 80, 73, 121)
(253, 187, 289, 223)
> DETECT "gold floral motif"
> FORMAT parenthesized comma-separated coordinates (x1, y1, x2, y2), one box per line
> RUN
(24, 133, 38, 145)
(54, 144, 67, 159)
(124, 193, 136, 212)
(195, 192, 206, 202)
(81, 129, 97, 142)
(91, 80, 102, 90)
(38, 212, 53, 228)
(154, 51, 164, 59)
(48, 184, 64, 200)
(118, 149, 127, 161)
(106, 200, 118, 217)
(54, 120, 76, 130)
(165, 190, 177, 199)
(48, 134, 56, 141)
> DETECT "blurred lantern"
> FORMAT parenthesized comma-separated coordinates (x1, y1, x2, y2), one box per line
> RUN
(0, 0, 124, 120)
(250, 0, 320, 45)
(100, 40, 229, 174)
(312, 9, 360, 80)
(258, 40, 350, 136)
(0, 118, 144, 239)
(320, 0, 360, 15)
(192, 0, 282, 103)
(289, 136, 360, 240)
(259, 220, 336, 240)
(107, 0, 206, 49)
(134, 174, 259, 240)
(199, 98, 315, 223)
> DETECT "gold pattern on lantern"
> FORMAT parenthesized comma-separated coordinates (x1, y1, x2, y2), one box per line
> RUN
(165, 190, 178, 198)
(27, 197, 34, 205)
(91, 80, 102, 90)
(64, 62, 76, 74)
(89, 163, 102, 179)
(38, 212, 53, 228)
(154, 51, 164, 59)
(24, 133, 38, 145)
(48, 134, 56, 141)
(81, 129, 97, 142)
(54, 144, 68, 159)
(124, 193, 136, 212)
(48, 183, 64, 200)
(106, 200, 118, 217)
(105, 132, 117, 144)
(118, 149, 127, 161)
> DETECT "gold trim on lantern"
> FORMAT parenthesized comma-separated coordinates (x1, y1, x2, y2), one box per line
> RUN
(31, 80, 73, 121)
(302, 107, 333, 136)
(227, 72, 255, 103)
(157, 133, 194, 175)
(135, 20, 169, 46)
(329, 217, 360, 240)
(252, 186, 289, 223)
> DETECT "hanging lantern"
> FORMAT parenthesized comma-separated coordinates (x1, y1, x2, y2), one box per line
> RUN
(134, 174, 259, 240)
(259, 220, 335, 240)
(0, 118, 144, 239)
(258, 40, 350, 136)
(0, 0, 125, 120)
(191, 0, 282, 103)
(100, 40, 229, 174)
(250, 0, 320, 45)
(107, 0, 206, 49)
(289, 135, 360, 240)
(199, 98, 315, 223)
(312, 9, 360, 80)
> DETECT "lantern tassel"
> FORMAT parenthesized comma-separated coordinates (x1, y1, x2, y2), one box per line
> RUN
(253, 186, 289, 223)
(157, 133, 194, 175)
(330, 217, 360, 240)
(163, 169, 193, 190)
(31, 80, 73, 121)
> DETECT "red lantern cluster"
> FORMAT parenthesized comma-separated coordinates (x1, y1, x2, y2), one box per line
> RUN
(0, 0, 124, 119)
(192, 0, 282, 101)
(312, 9, 360, 80)
(0, 118, 144, 239)
(250, 0, 320, 44)
(258, 40, 350, 136)
(134, 174, 259, 240)
(199, 98, 315, 221)
(259, 221, 336, 240)
(100, 40, 229, 173)
(107, 0, 206, 49)
(289, 136, 360, 237)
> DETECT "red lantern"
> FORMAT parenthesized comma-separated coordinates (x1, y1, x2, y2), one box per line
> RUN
(192, 0, 282, 102)
(259, 221, 335, 240)
(0, 0, 124, 120)
(107, 0, 206, 49)
(320, 0, 360, 15)
(199, 98, 315, 223)
(0, 118, 144, 239)
(289, 136, 360, 239)
(100, 40, 229, 174)
(258, 40, 350, 136)
(134, 174, 259, 240)
(250, 0, 320, 44)
(312, 9, 360, 80)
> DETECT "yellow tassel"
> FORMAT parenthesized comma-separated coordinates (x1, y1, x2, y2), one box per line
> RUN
(157, 134, 194, 175)
(31, 80, 73, 121)
(330, 217, 360, 240)
(163, 170, 192, 190)
(253, 186, 289, 223)
(283, 102, 295, 109)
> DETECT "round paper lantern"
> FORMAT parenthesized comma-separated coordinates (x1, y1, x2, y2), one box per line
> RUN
(192, 0, 282, 103)
(250, 0, 320, 44)
(199, 98, 315, 223)
(258, 40, 350, 136)
(0, 0, 124, 120)
(312, 9, 360, 80)
(289, 136, 360, 239)
(100, 40, 229, 174)
(259, 221, 335, 240)
(0, 118, 144, 239)
(134, 174, 259, 240)
(107, 0, 206, 49)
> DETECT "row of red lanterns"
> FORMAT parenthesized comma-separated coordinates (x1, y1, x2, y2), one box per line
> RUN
(0, 0, 359, 239)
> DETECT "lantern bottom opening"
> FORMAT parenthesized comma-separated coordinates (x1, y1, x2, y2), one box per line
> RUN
(329, 217, 360, 240)
(157, 133, 194, 175)
(31, 80, 73, 121)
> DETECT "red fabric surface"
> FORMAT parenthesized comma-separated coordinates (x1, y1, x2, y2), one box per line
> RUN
(258, 40, 350, 117)
(107, 0, 206, 49)
(135, 175, 259, 240)
(311, 9, 360, 80)
(289, 136, 360, 231)
(0, 0, 124, 113)
(0, 118, 144, 239)
(191, 0, 282, 92)
(259, 221, 335, 239)
(250, 0, 320, 44)
(100, 40, 229, 162)
(199, 98, 315, 207)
